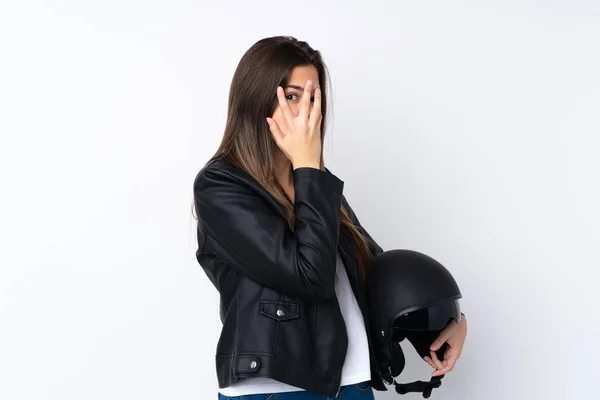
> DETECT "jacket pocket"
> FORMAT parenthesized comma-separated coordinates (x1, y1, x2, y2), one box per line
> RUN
(260, 300, 301, 322)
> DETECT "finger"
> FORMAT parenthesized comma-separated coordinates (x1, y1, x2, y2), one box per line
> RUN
(432, 353, 458, 377)
(433, 348, 460, 376)
(423, 356, 436, 370)
(429, 350, 445, 370)
(266, 117, 284, 146)
(276, 86, 296, 127)
(430, 332, 450, 351)
(309, 87, 322, 127)
(424, 351, 444, 375)
(299, 80, 313, 120)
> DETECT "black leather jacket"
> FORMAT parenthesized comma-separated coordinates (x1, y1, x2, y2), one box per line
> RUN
(193, 157, 386, 397)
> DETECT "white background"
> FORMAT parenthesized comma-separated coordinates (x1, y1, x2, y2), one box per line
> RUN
(1, 1, 599, 399)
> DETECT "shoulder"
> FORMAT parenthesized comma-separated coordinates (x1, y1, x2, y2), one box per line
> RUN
(193, 157, 289, 225)
(193, 157, 274, 211)
(193, 157, 250, 193)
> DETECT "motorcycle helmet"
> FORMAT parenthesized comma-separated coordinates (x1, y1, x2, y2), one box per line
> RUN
(368, 249, 463, 398)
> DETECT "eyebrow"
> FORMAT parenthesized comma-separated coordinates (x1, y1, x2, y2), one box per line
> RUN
(285, 84, 320, 91)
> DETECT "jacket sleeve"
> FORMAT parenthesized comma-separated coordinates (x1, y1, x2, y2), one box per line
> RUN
(194, 166, 344, 300)
(341, 195, 384, 258)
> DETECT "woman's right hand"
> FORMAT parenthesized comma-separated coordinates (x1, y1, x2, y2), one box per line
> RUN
(266, 80, 323, 170)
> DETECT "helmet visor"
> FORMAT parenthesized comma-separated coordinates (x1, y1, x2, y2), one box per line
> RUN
(393, 299, 461, 332)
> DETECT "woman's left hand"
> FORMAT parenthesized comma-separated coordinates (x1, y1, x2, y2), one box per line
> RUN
(423, 314, 467, 377)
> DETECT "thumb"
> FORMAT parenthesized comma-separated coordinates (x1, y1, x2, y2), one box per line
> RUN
(430, 332, 450, 351)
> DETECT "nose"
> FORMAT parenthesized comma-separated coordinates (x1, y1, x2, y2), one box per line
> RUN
(290, 98, 314, 117)
(294, 103, 314, 117)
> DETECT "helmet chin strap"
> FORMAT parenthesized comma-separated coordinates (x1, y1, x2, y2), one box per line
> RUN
(379, 338, 448, 398)
(381, 367, 444, 399)
(393, 375, 444, 399)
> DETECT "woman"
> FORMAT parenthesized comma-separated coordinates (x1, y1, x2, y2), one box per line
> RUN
(193, 36, 467, 400)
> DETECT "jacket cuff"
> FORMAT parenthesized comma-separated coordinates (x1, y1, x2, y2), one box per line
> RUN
(293, 168, 344, 194)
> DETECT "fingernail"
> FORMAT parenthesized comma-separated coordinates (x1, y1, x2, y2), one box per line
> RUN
(306, 80, 312, 86)
(265, 118, 271, 124)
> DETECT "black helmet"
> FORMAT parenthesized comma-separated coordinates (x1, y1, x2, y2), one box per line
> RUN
(368, 249, 463, 398)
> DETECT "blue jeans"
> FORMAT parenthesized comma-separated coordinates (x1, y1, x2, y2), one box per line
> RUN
(218, 381, 375, 400)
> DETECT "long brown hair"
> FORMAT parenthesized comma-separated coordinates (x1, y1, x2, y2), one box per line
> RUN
(197, 36, 373, 280)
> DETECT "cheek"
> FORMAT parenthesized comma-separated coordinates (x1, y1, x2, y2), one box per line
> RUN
(288, 103, 300, 116)
(271, 102, 305, 129)
(271, 106, 300, 126)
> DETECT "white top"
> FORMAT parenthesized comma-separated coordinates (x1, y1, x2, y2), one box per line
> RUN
(218, 253, 371, 397)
